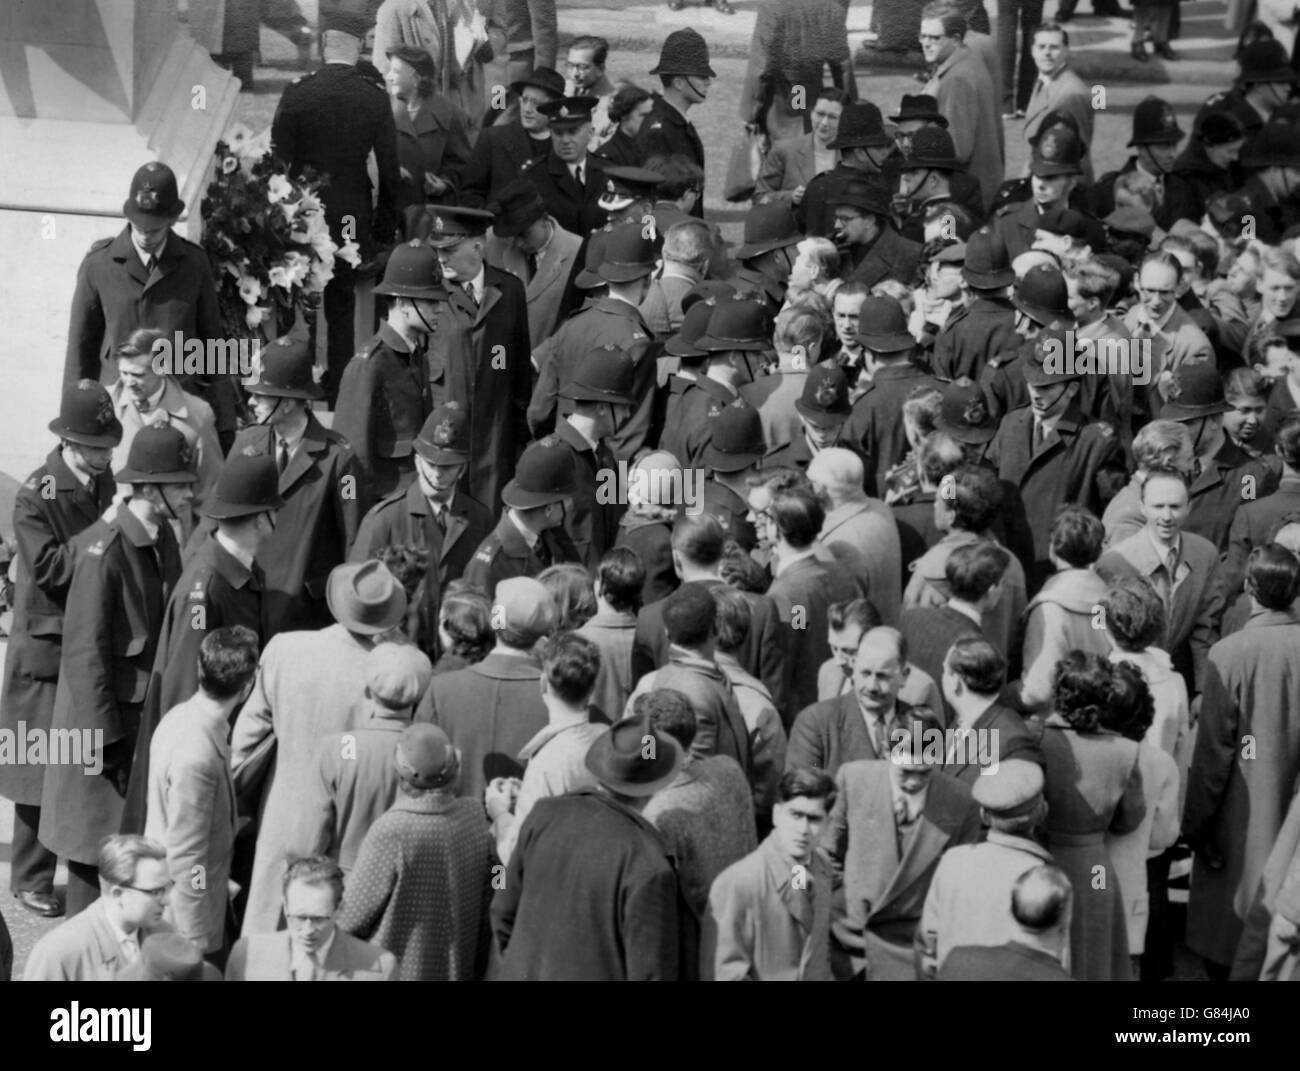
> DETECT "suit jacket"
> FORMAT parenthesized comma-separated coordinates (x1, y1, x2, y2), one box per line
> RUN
(756, 135, 823, 201)
(519, 150, 608, 237)
(485, 215, 583, 346)
(898, 605, 984, 717)
(842, 225, 923, 290)
(704, 832, 834, 981)
(307, 717, 406, 872)
(937, 940, 1072, 980)
(427, 264, 532, 508)
(38, 509, 181, 865)
(460, 119, 551, 208)
(944, 701, 1044, 787)
(225, 928, 397, 981)
(1224, 474, 1300, 597)
(415, 649, 549, 803)
(553, 417, 620, 569)
(823, 761, 981, 979)
(0, 450, 114, 806)
(231, 625, 377, 937)
(1123, 303, 1214, 419)
(786, 695, 922, 779)
(144, 698, 237, 953)
(1096, 528, 1225, 696)
(1184, 437, 1278, 553)
(24, 900, 173, 981)
(923, 44, 1003, 213)
(820, 498, 903, 625)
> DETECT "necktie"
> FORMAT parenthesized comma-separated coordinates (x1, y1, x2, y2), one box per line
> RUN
(120, 935, 140, 965)
(1033, 419, 1046, 452)
(146, 255, 157, 276)
(894, 796, 913, 828)
(462, 282, 477, 308)
(526, 252, 539, 281)
(535, 538, 553, 568)
(276, 438, 290, 475)
(573, 163, 584, 185)
(869, 715, 886, 757)
(431, 503, 445, 532)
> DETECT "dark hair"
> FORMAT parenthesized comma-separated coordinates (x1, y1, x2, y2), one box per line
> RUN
(1246, 543, 1300, 610)
(947, 463, 1004, 533)
(538, 631, 601, 704)
(538, 564, 597, 631)
(712, 585, 752, 653)
(197, 625, 259, 700)
(439, 586, 493, 663)
(1011, 864, 1072, 932)
(386, 45, 437, 95)
(636, 688, 696, 750)
(827, 597, 882, 633)
(282, 855, 344, 908)
(1278, 414, 1300, 469)
(608, 83, 652, 123)
(663, 582, 717, 648)
(116, 327, 167, 364)
(771, 485, 825, 549)
(568, 35, 609, 67)
(945, 636, 1006, 694)
(597, 545, 645, 613)
(921, 3, 968, 39)
(920, 431, 965, 485)
(816, 86, 852, 106)
(1101, 578, 1166, 652)
(672, 512, 725, 567)
(643, 154, 705, 200)
(945, 539, 1010, 601)
(778, 768, 837, 807)
(1049, 505, 1104, 567)
(1051, 650, 1114, 733)
(1031, 20, 1070, 46)
(1101, 660, 1155, 743)
(375, 543, 428, 601)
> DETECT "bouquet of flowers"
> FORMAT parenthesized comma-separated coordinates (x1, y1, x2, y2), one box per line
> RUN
(201, 123, 361, 337)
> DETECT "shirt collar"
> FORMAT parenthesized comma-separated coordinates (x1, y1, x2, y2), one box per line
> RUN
(215, 529, 256, 570)
(774, 545, 817, 576)
(462, 266, 487, 303)
(106, 911, 140, 958)
(132, 231, 167, 268)
(276, 413, 310, 453)
(889, 777, 928, 822)
(291, 928, 336, 980)
(507, 509, 539, 549)
(1144, 525, 1180, 569)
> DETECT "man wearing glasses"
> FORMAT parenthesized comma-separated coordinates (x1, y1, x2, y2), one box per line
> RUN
(226, 857, 396, 980)
(563, 36, 619, 149)
(25, 835, 176, 979)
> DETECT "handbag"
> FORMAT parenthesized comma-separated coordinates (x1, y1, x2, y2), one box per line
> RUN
(724, 132, 766, 203)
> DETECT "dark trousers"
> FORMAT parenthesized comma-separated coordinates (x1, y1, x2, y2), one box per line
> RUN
(9, 803, 56, 894)
(1140, 849, 1173, 980)
(322, 257, 358, 408)
(66, 860, 101, 917)
(997, 0, 1044, 111)
(1133, 4, 1172, 44)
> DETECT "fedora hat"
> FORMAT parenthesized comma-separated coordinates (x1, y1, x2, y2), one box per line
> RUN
(733, 201, 803, 260)
(827, 102, 892, 149)
(489, 178, 547, 238)
(50, 379, 122, 448)
(935, 377, 997, 444)
(374, 241, 449, 299)
(891, 94, 947, 126)
(962, 227, 1014, 288)
(794, 363, 850, 426)
(413, 402, 471, 465)
(1012, 264, 1074, 327)
(123, 161, 184, 227)
(597, 222, 657, 283)
(703, 400, 768, 471)
(243, 336, 322, 400)
(696, 299, 769, 353)
(584, 710, 682, 796)
(509, 66, 566, 99)
(117, 933, 220, 982)
(902, 126, 960, 171)
(649, 27, 715, 79)
(1128, 96, 1184, 147)
(856, 295, 915, 352)
(1161, 361, 1233, 422)
(560, 344, 636, 405)
(501, 436, 578, 509)
(115, 424, 199, 485)
(326, 559, 407, 634)
(204, 454, 285, 519)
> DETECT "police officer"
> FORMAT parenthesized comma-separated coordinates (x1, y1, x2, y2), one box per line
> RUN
(63, 162, 236, 451)
(522, 96, 609, 236)
(529, 222, 659, 461)
(992, 124, 1101, 261)
(701, 401, 766, 553)
(39, 425, 196, 912)
(462, 437, 582, 595)
(801, 102, 896, 238)
(931, 226, 1018, 383)
(1235, 123, 1300, 246)
(334, 241, 446, 499)
(223, 335, 366, 635)
(895, 126, 984, 244)
(731, 201, 804, 317)
(351, 403, 495, 648)
(767, 363, 864, 473)
(554, 345, 636, 568)
(832, 176, 922, 289)
(986, 329, 1122, 591)
(122, 454, 284, 835)
(271, 10, 401, 405)
(979, 263, 1076, 422)
(1095, 97, 1198, 229)
(0, 382, 121, 917)
(638, 28, 714, 217)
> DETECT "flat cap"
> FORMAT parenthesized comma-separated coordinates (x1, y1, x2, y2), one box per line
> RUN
(970, 758, 1045, 815)
(365, 642, 434, 710)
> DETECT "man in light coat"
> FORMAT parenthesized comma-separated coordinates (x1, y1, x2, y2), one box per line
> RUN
(145, 627, 259, 958)
(704, 768, 836, 980)
(231, 561, 409, 937)
(916, 760, 1055, 977)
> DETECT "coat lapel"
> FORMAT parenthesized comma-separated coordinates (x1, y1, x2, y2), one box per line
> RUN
(441, 502, 469, 564)
(279, 419, 327, 493)
(875, 808, 951, 919)
(474, 283, 502, 328)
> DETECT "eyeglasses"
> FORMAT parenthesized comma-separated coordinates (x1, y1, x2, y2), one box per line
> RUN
(123, 881, 174, 901)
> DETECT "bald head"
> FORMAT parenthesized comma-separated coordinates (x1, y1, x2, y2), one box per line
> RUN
(807, 448, 867, 505)
(1012, 864, 1072, 935)
(1274, 523, 1300, 558)
(853, 626, 907, 718)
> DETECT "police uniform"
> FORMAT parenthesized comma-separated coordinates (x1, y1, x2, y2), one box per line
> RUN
(462, 513, 581, 596)
(519, 116, 610, 237)
(1234, 173, 1300, 247)
(271, 61, 401, 400)
(670, 377, 746, 471)
(701, 478, 759, 552)
(1185, 438, 1280, 552)
(637, 96, 705, 217)
(38, 506, 182, 905)
(931, 296, 1019, 383)
(844, 363, 941, 498)
(332, 322, 430, 500)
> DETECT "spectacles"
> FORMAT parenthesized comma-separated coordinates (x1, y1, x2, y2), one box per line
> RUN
(123, 881, 174, 901)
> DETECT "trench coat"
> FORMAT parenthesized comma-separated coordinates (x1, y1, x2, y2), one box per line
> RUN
(38, 509, 181, 865)
(0, 451, 114, 805)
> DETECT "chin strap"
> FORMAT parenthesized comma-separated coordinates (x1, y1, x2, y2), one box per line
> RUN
(255, 397, 282, 426)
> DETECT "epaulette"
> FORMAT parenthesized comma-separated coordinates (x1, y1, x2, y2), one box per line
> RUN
(22, 475, 39, 491)
(1094, 421, 1115, 439)
(88, 236, 114, 254)
(186, 577, 210, 601)
(473, 542, 497, 564)
(354, 336, 384, 361)
(366, 488, 406, 515)
(993, 202, 1020, 220)
(85, 538, 106, 558)
(648, 120, 663, 132)
(325, 427, 351, 449)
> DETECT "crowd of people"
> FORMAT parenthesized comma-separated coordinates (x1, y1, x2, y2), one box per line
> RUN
(4, 0, 1300, 983)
